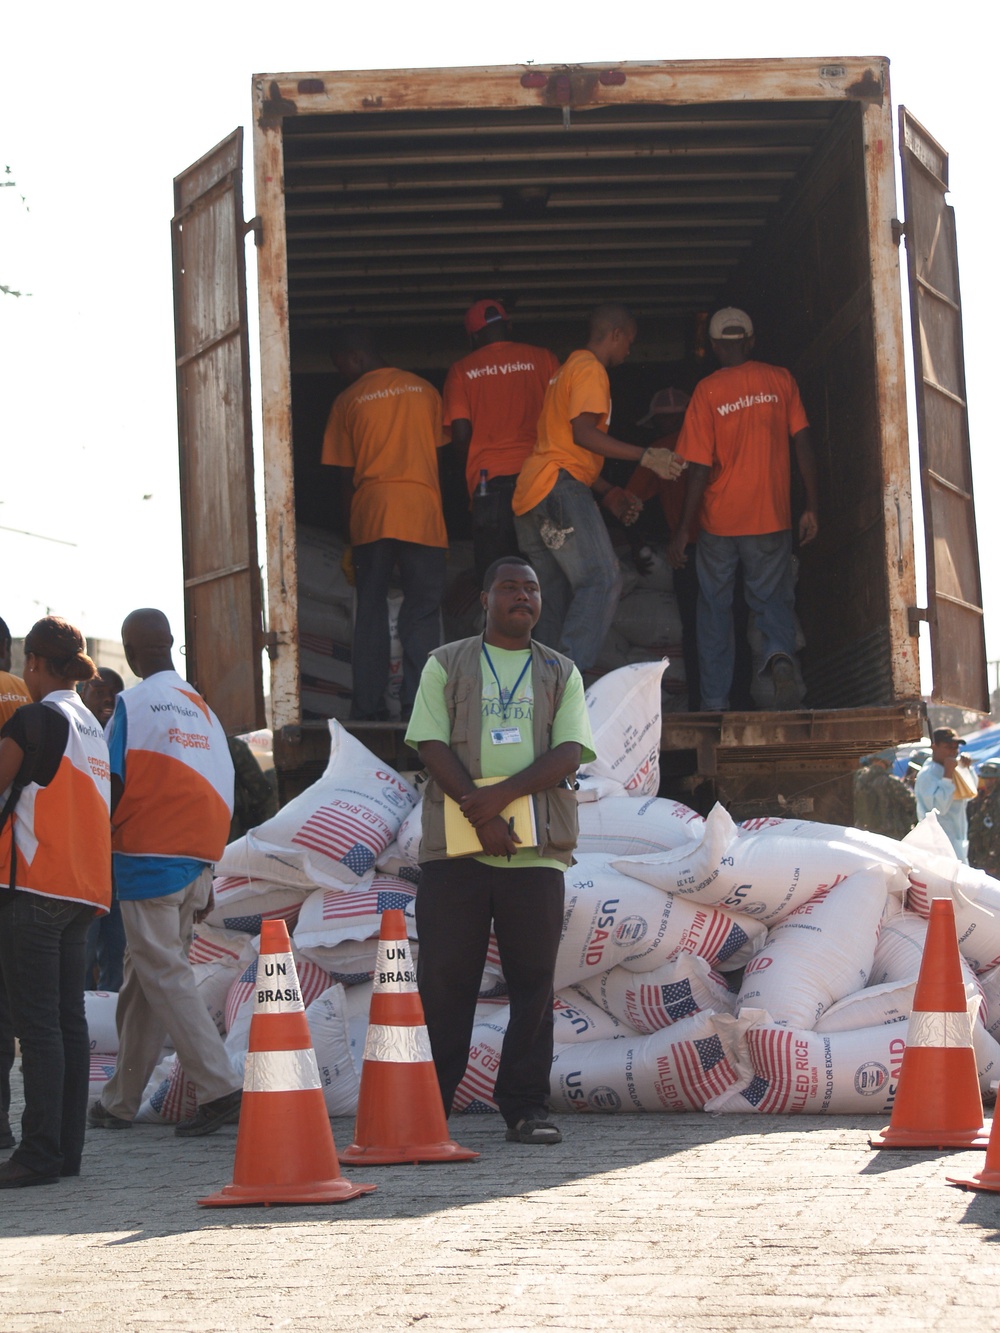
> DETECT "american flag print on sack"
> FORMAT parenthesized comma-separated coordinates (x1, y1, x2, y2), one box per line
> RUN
(291, 804, 390, 877)
(632, 979, 699, 1029)
(668, 1033, 740, 1108)
(320, 885, 414, 922)
(745, 1027, 796, 1113)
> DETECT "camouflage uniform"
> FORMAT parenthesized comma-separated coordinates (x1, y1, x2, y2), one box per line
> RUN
(968, 786, 1000, 878)
(228, 736, 279, 841)
(853, 762, 916, 841)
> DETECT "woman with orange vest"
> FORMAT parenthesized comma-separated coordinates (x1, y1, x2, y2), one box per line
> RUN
(0, 617, 111, 1188)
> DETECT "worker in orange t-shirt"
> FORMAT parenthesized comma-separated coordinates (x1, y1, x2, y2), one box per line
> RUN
(443, 300, 559, 585)
(511, 304, 684, 673)
(322, 327, 448, 721)
(668, 308, 819, 712)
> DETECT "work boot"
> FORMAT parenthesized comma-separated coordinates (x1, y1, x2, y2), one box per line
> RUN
(769, 654, 799, 711)
(174, 1088, 242, 1138)
(87, 1100, 132, 1130)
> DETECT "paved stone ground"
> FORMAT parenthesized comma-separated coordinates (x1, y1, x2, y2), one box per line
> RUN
(3, 1069, 1000, 1332)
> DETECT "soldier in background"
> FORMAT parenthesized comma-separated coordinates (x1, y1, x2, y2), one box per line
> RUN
(853, 748, 916, 841)
(968, 759, 1000, 878)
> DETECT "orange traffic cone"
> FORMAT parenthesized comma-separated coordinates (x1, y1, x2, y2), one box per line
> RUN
(199, 919, 377, 1206)
(869, 897, 989, 1151)
(947, 1107, 1000, 1191)
(340, 909, 479, 1165)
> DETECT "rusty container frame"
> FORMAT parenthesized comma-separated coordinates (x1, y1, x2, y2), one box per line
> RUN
(246, 58, 929, 806)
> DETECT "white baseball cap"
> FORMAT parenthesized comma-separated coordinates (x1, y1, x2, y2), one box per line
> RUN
(709, 307, 754, 340)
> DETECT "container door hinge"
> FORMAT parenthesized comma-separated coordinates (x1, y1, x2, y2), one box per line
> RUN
(245, 215, 263, 246)
(891, 217, 906, 246)
(908, 606, 928, 637)
(259, 630, 279, 660)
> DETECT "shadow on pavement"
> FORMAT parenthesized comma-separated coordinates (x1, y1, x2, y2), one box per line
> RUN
(954, 1186, 1000, 1236)
(0, 1110, 888, 1243)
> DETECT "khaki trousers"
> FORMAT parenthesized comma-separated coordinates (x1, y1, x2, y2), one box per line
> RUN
(102, 868, 240, 1120)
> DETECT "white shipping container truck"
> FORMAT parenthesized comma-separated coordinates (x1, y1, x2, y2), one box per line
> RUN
(171, 56, 985, 817)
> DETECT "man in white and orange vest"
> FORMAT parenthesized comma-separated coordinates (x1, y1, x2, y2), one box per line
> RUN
(88, 609, 241, 1137)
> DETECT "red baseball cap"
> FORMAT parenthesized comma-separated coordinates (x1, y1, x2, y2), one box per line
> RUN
(464, 299, 509, 337)
(638, 387, 691, 426)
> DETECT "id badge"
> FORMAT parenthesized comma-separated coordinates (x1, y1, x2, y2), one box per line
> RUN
(490, 726, 521, 745)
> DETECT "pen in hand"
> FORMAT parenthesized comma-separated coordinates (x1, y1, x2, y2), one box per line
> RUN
(506, 816, 515, 862)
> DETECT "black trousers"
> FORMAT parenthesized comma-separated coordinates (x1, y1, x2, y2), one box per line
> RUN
(415, 858, 564, 1127)
(470, 476, 524, 588)
(0, 893, 93, 1177)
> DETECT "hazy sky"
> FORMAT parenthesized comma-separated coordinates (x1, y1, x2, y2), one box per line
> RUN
(1, 2, 990, 698)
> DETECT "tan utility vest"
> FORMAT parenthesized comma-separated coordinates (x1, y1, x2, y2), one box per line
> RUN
(419, 635, 580, 866)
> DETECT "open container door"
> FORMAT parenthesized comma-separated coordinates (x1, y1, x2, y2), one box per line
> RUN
(899, 108, 987, 712)
(172, 128, 265, 734)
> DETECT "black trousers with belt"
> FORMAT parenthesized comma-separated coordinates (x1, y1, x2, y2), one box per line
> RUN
(415, 857, 564, 1127)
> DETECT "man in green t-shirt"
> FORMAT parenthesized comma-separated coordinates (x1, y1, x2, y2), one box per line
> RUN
(405, 557, 595, 1145)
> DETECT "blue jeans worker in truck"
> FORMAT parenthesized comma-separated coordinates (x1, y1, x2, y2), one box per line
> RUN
(511, 303, 685, 674)
(405, 556, 595, 1144)
(915, 727, 977, 863)
(667, 308, 819, 711)
(322, 327, 448, 721)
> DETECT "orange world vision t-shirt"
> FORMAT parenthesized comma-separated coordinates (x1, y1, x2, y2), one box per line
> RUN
(322, 366, 448, 548)
(512, 349, 612, 516)
(442, 341, 561, 497)
(674, 360, 809, 537)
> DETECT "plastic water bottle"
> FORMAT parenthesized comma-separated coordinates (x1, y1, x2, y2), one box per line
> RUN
(477, 469, 488, 497)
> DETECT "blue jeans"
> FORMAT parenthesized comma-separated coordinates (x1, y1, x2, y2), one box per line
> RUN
(514, 471, 623, 672)
(0, 892, 94, 1177)
(696, 529, 796, 710)
(352, 539, 447, 719)
(85, 897, 125, 992)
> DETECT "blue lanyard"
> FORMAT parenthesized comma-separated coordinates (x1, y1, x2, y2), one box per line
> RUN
(481, 643, 531, 722)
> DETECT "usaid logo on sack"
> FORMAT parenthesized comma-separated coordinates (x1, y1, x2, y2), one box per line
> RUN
(854, 1061, 889, 1095)
(376, 772, 414, 810)
(721, 883, 769, 917)
(615, 915, 648, 946)
(381, 785, 411, 811)
(589, 1085, 623, 1112)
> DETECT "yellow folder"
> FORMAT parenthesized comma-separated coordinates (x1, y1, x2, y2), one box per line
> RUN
(443, 777, 538, 857)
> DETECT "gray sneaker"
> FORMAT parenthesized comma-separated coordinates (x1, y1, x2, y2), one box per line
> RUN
(174, 1089, 242, 1138)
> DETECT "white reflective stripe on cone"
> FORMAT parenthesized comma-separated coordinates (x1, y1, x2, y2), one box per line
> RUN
(243, 1048, 322, 1093)
(373, 938, 418, 992)
(363, 1023, 433, 1064)
(908, 1011, 975, 1048)
(253, 953, 305, 1013)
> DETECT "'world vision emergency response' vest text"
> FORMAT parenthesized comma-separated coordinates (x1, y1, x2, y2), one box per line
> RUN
(0, 690, 111, 909)
(112, 671, 234, 862)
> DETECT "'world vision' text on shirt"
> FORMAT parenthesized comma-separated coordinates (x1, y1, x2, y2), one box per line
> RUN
(463, 361, 541, 381)
(716, 393, 780, 417)
(354, 384, 427, 405)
